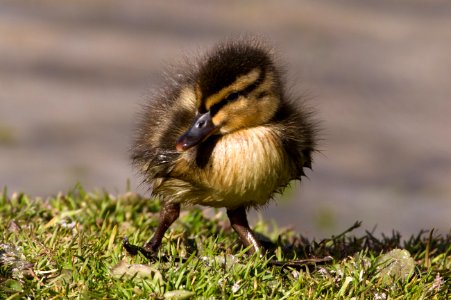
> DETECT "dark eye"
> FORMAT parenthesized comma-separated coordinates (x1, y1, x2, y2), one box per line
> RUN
(225, 92, 240, 102)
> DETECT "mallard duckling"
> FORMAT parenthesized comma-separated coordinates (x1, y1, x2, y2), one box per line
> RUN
(125, 39, 317, 258)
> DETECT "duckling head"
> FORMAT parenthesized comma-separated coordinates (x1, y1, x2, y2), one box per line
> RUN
(176, 41, 282, 152)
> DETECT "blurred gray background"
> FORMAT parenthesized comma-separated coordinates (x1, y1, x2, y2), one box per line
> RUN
(1, 0, 450, 239)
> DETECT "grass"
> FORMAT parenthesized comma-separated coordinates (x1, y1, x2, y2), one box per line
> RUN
(0, 184, 449, 299)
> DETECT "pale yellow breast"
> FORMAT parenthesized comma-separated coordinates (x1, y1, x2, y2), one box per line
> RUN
(193, 126, 293, 207)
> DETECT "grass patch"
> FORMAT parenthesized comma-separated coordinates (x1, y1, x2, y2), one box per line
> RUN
(0, 185, 449, 299)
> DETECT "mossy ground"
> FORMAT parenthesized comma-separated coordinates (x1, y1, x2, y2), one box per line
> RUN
(0, 185, 449, 299)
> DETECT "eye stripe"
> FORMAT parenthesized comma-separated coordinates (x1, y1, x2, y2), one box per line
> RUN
(225, 92, 240, 102)
(208, 70, 266, 116)
(241, 77, 261, 96)
(202, 69, 261, 110)
(240, 67, 266, 98)
(210, 100, 226, 116)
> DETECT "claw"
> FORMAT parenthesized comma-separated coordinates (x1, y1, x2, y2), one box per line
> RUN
(122, 236, 140, 255)
(138, 247, 157, 261)
(122, 237, 157, 260)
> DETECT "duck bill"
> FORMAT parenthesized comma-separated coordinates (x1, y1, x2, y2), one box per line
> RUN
(176, 111, 218, 152)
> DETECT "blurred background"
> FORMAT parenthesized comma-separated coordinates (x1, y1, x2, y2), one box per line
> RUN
(1, 0, 450, 239)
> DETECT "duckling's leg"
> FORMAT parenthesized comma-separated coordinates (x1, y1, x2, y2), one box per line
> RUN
(227, 207, 263, 255)
(123, 202, 180, 259)
(143, 202, 180, 253)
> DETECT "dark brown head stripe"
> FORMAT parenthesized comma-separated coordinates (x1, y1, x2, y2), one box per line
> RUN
(197, 42, 273, 112)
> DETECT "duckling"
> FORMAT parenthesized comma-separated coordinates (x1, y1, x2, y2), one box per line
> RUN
(125, 38, 317, 258)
